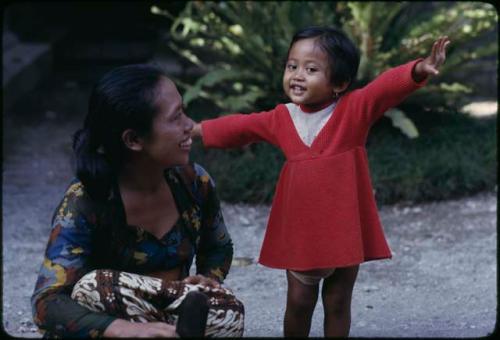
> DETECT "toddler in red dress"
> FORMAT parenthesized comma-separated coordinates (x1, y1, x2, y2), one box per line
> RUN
(192, 26, 449, 337)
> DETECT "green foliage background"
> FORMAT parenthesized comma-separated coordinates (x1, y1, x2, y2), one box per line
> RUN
(152, 1, 497, 204)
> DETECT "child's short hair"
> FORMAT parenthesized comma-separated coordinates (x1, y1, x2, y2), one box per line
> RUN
(288, 26, 360, 92)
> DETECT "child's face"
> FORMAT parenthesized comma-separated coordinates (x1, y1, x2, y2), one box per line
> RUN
(283, 37, 335, 110)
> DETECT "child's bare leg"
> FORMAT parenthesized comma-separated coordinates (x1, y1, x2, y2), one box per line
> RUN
(321, 265, 359, 337)
(284, 270, 320, 337)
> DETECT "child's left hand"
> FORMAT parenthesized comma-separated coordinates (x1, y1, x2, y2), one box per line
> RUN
(413, 36, 450, 82)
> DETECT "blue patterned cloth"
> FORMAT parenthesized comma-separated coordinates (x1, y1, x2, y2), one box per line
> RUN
(31, 162, 234, 338)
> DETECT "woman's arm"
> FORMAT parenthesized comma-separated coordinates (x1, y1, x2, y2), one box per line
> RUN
(103, 319, 177, 337)
(31, 181, 116, 337)
(32, 181, 180, 338)
(191, 164, 234, 283)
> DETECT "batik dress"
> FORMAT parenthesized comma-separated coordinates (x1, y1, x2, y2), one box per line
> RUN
(31, 163, 244, 338)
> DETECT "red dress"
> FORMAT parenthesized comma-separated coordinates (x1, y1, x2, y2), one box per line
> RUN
(201, 59, 426, 270)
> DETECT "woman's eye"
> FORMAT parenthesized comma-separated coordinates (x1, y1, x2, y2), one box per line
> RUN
(170, 113, 181, 121)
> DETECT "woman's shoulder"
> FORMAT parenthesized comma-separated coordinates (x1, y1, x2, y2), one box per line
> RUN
(170, 162, 215, 187)
(56, 178, 101, 216)
(60, 178, 89, 202)
(168, 162, 218, 204)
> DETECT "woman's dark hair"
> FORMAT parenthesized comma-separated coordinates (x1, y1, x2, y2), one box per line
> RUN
(72, 63, 167, 200)
(287, 26, 360, 93)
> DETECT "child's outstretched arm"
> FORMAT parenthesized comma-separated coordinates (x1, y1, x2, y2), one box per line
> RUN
(189, 109, 280, 149)
(412, 36, 450, 83)
(346, 36, 451, 127)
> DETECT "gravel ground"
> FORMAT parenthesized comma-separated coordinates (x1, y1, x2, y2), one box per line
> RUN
(2, 75, 497, 338)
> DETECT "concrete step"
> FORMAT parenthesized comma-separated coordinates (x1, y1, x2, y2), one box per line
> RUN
(3, 32, 52, 111)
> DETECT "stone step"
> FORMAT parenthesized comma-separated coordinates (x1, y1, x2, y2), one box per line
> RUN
(3, 33, 52, 111)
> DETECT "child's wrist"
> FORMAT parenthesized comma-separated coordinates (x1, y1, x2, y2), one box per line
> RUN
(192, 123, 203, 138)
(411, 60, 427, 83)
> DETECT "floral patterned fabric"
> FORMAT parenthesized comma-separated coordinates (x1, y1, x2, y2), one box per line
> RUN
(31, 162, 234, 338)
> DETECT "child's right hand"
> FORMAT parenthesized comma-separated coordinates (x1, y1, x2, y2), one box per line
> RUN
(191, 123, 202, 138)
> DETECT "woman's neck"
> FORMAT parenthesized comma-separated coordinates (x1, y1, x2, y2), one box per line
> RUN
(118, 160, 166, 193)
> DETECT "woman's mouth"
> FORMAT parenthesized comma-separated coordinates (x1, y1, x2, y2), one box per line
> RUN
(179, 137, 192, 151)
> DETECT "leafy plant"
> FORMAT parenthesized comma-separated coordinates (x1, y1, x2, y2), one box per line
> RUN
(150, 1, 497, 204)
(152, 1, 497, 132)
(151, 1, 339, 113)
(341, 2, 498, 111)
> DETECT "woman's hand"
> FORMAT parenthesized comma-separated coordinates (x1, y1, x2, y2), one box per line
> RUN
(412, 36, 450, 82)
(183, 274, 221, 288)
(103, 319, 178, 338)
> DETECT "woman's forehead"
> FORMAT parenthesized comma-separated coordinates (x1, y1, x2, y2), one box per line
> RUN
(156, 77, 181, 99)
(154, 78, 182, 110)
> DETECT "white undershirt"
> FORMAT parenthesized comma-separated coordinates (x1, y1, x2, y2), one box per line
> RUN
(286, 102, 337, 147)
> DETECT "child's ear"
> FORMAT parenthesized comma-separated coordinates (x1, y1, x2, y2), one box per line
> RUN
(122, 129, 143, 151)
(333, 81, 350, 95)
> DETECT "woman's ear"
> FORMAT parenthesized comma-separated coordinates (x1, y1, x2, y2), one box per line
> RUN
(121, 129, 143, 151)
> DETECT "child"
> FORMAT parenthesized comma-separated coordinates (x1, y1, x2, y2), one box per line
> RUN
(191, 26, 450, 337)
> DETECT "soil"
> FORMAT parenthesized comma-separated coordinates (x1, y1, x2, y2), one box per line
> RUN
(1, 70, 497, 338)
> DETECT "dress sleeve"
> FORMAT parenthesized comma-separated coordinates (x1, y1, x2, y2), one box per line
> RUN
(31, 181, 116, 338)
(192, 164, 234, 283)
(201, 107, 280, 149)
(347, 59, 427, 127)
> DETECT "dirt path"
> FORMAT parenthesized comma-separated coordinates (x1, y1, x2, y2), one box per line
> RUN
(2, 76, 497, 337)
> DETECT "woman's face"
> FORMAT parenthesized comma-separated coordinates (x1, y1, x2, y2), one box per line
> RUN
(140, 77, 194, 167)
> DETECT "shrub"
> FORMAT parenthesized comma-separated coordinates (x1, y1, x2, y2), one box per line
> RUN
(151, 1, 497, 204)
(190, 101, 496, 205)
(367, 111, 497, 204)
(153, 1, 497, 118)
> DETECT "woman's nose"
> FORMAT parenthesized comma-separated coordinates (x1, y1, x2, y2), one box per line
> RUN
(184, 116, 195, 132)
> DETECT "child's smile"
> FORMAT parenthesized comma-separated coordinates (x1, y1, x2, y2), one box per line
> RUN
(290, 83, 307, 96)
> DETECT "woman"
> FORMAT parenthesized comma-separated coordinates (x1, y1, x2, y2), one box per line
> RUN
(31, 64, 244, 338)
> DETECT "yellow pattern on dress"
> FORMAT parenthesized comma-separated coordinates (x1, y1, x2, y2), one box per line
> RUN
(71, 247, 84, 255)
(133, 251, 147, 264)
(182, 206, 201, 230)
(210, 268, 224, 281)
(43, 258, 67, 287)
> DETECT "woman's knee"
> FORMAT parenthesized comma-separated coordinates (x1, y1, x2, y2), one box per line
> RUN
(202, 288, 245, 337)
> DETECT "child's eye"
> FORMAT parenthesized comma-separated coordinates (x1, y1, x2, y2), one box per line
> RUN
(287, 64, 297, 71)
(306, 67, 318, 73)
